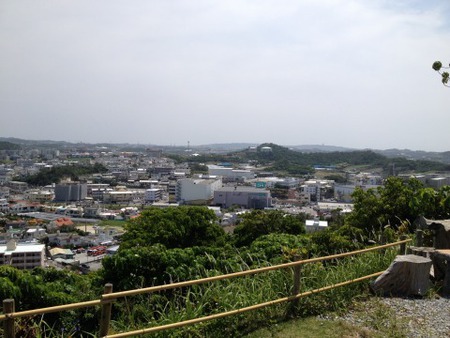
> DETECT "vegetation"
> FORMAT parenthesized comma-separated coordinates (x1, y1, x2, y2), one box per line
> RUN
(176, 143, 450, 176)
(0, 141, 21, 150)
(0, 266, 101, 334)
(432, 61, 450, 87)
(233, 210, 306, 247)
(346, 177, 450, 235)
(1, 179, 449, 336)
(19, 163, 108, 186)
(245, 298, 409, 338)
(188, 162, 209, 174)
(119, 206, 226, 250)
(323, 174, 347, 183)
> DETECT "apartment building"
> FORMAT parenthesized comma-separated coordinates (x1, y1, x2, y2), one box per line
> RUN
(103, 189, 145, 204)
(144, 188, 162, 203)
(54, 182, 87, 202)
(0, 240, 45, 270)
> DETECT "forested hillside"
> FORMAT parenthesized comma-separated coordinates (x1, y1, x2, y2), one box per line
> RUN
(175, 143, 450, 176)
(18, 163, 108, 186)
(0, 141, 21, 150)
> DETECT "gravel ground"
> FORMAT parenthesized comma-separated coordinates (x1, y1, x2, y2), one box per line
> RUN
(320, 296, 450, 337)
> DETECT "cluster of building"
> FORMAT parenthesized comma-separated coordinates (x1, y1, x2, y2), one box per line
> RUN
(2, 142, 450, 271)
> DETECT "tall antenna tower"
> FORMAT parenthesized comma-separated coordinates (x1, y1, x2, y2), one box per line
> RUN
(187, 140, 190, 151)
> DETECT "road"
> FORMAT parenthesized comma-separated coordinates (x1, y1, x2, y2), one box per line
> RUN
(74, 251, 104, 271)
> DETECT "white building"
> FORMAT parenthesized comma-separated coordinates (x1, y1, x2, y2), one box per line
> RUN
(27, 189, 54, 203)
(91, 188, 114, 201)
(334, 184, 380, 203)
(103, 189, 145, 204)
(24, 228, 47, 241)
(176, 178, 223, 204)
(305, 219, 328, 232)
(428, 177, 449, 189)
(9, 201, 40, 214)
(144, 188, 162, 203)
(207, 165, 255, 182)
(334, 185, 356, 203)
(0, 240, 45, 270)
(301, 180, 332, 201)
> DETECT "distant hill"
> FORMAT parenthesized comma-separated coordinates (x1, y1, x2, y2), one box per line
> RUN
(182, 143, 450, 176)
(289, 144, 356, 152)
(374, 148, 450, 164)
(2, 137, 450, 168)
(0, 141, 21, 150)
(243, 143, 387, 175)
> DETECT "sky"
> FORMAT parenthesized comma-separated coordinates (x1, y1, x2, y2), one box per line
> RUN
(1, 0, 450, 151)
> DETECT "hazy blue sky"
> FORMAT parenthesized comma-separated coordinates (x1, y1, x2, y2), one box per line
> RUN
(1, 0, 450, 151)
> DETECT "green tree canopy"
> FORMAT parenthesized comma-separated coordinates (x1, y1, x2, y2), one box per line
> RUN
(120, 206, 226, 249)
(346, 177, 450, 234)
(21, 163, 107, 186)
(233, 210, 306, 247)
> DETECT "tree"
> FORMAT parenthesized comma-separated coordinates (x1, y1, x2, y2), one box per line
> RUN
(120, 206, 226, 249)
(345, 177, 450, 237)
(233, 210, 306, 247)
(432, 61, 450, 87)
(249, 233, 311, 262)
(346, 186, 382, 232)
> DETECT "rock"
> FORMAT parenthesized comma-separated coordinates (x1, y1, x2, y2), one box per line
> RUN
(421, 218, 450, 249)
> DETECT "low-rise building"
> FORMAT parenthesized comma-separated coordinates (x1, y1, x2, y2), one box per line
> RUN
(46, 232, 88, 247)
(208, 165, 255, 182)
(144, 188, 162, 203)
(214, 186, 272, 209)
(26, 189, 54, 203)
(103, 188, 145, 204)
(49, 247, 76, 260)
(305, 219, 328, 232)
(176, 178, 222, 205)
(0, 240, 45, 269)
(9, 201, 40, 214)
(24, 228, 47, 241)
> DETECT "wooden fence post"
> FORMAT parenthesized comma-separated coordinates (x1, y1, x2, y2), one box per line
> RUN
(3, 299, 15, 338)
(99, 283, 113, 337)
(288, 256, 302, 316)
(399, 235, 408, 255)
(416, 229, 423, 247)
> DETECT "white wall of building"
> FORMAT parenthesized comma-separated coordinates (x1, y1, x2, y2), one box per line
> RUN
(177, 178, 222, 203)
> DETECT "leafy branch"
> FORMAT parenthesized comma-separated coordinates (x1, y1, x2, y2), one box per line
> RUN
(432, 61, 450, 87)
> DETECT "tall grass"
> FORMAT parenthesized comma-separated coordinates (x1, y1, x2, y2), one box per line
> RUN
(0, 248, 396, 337)
(108, 248, 397, 337)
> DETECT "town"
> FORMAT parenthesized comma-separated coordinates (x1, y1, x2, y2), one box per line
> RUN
(1, 140, 449, 274)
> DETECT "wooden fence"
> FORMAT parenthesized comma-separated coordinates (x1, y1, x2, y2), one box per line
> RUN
(0, 237, 411, 338)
